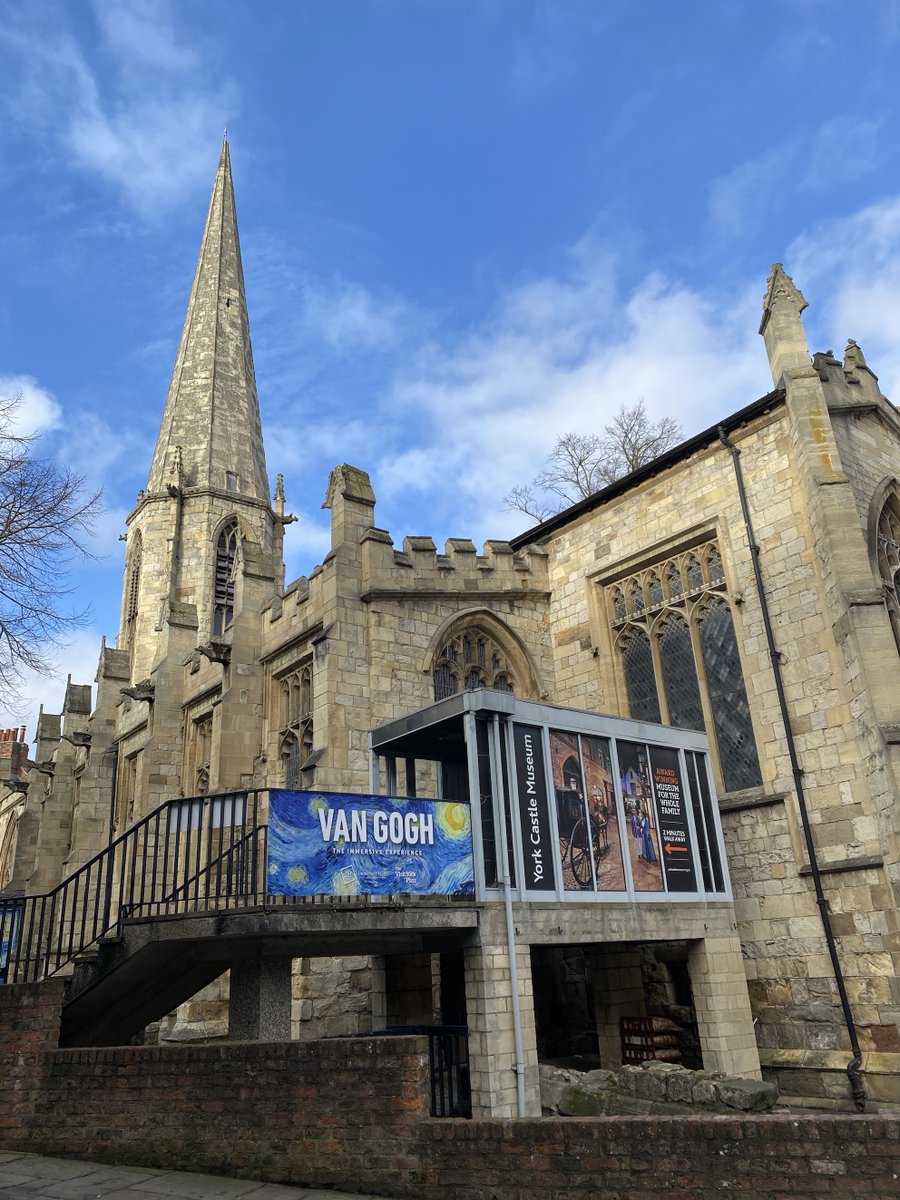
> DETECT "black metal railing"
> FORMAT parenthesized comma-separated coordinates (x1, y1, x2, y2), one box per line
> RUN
(375, 1025, 471, 1118)
(0, 789, 270, 986)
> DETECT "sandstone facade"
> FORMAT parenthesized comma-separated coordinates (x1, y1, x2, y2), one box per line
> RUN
(2, 145, 898, 1107)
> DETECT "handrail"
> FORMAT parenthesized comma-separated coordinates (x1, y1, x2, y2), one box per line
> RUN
(0, 788, 270, 986)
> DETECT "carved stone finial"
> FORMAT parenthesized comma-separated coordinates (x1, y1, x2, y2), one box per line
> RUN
(759, 263, 811, 386)
(844, 339, 867, 369)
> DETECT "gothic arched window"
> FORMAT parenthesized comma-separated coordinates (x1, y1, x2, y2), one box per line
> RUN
(648, 572, 663, 607)
(123, 531, 142, 655)
(697, 599, 762, 793)
(612, 587, 626, 622)
(280, 662, 314, 784)
(876, 494, 900, 654)
(610, 539, 761, 794)
(213, 519, 239, 636)
(658, 615, 705, 731)
(433, 625, 519, 700)
(621, 628, 661, 723)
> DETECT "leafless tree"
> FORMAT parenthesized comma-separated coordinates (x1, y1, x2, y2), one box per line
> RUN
(505, 400, 682, 523)
(0, 395, 103, 707)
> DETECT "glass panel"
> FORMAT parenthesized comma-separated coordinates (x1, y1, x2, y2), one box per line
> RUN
(465, 669, 483, 690)
(707, 546, 724, 584)
(698, 601, 762, 792)
(658, 617, 705, 731)
(687, 556, 703, 590)
(618, 741, 664, 891)
(630, 583, 644, 614)
(685, 751, 725, 893)
(476, 720, 498, 887)
(285, 737, 300, 789)
(434, 664, 458, 701)
(613, 588, 626, 621)
(666, 562, 682, 600)
(550, 730, 592, 892)
(622, 631, 661, 723)
(648, 573, 663, 606)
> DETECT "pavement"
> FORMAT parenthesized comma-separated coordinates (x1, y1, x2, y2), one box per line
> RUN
(0, 1152, 398, 1200)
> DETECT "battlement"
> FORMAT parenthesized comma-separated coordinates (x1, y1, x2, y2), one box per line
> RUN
(360, 527, 549, 595)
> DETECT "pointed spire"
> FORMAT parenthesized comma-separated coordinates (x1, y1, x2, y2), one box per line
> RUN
(147, 141, 270, 503)
(759, 263, 811, 387)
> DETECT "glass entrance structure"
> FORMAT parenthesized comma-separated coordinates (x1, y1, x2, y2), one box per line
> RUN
(369, 689, 729, 906)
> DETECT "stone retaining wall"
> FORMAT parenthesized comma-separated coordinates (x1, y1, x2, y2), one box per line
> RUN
(1, 981, 898, 1198)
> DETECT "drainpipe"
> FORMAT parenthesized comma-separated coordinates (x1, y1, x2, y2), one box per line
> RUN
(490, 714, 527, 1118)
(718, 427, 866, 1110)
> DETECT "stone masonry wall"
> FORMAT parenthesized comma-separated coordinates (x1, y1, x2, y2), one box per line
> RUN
(539, 402, 900, 1078)
(1, 982, 898, 1198)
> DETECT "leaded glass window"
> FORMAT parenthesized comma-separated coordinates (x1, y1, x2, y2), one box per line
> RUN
(213, 519, 239, 636)
(876, 495, 900, 655)
(279, 661, 314, 780)
(687, 555, 703, 591)
(433, 626, 518, 699)
(658, 615, 705, 731)
(698, 600, 762, 792)
(621, 629, 661, 723)
(609, 539, 759, 793)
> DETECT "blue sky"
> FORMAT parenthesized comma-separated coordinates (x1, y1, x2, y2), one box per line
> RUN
(3, 0, 900, 734)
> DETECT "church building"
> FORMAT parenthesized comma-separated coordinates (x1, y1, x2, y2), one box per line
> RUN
(1, 141, 898, 1113)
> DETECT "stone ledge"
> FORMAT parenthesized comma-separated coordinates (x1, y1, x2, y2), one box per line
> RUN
(798, 854, 883, 877)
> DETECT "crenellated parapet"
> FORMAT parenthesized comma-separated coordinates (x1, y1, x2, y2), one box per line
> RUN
(360, 527, 549, 598)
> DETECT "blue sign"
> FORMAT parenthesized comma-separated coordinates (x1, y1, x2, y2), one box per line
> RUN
(267, 790, 475, 898)
(0, 903, 22, 986)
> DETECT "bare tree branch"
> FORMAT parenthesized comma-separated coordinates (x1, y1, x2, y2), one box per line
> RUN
(0, 394, 104, 708)
(504, 400, 682, 522)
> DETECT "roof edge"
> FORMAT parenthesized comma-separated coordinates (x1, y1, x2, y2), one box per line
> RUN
(509, 387, 786, 549)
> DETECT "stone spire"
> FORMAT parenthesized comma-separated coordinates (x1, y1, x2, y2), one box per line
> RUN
(147, 138, 270, 502)
(759, 263, 811, 387)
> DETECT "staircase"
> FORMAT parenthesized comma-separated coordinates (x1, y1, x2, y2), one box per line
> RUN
(0, 788, 269, 991)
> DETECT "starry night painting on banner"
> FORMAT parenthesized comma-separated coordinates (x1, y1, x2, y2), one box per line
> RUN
(267, 790, 475, 898)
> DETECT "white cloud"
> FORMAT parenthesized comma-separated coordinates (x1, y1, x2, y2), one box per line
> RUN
(0, 375, 61, 436)
(0, 0, 237, 217)
(786, 196, 900, 398)
(0, 630, 102, 742)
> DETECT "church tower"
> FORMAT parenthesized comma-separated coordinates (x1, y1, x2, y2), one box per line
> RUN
(109, 138, 283, 823)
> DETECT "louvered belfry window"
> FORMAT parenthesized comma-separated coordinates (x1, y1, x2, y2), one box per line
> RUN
(609, 539, 762, 793)
(213, 519, 239, 635)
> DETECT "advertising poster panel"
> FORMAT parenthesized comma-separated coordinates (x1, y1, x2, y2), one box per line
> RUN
(549, 730, 624, 892)
(267, 790, 474, 898)
(0, 902, 22, 986)
(648, 747, 698, 892)
(512, 724, 556, 891)
(618, 741, 664, 891)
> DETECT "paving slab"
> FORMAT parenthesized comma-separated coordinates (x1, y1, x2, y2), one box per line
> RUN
(0, 1154, 401, 1200)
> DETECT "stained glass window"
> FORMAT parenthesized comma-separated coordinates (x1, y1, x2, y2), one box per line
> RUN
(621, 629, 661, 723)
(698, 600, 762, 792)
(658, 616, 705, 731)
(433, 627, 517, 699)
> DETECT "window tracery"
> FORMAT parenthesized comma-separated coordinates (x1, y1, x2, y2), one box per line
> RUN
(609, 539, 761, 793)
(279, 662, 314, 788)
(433, 626, 517, 700)
(123, 531, 142, 654)
(213, 519, 239, 636)
(876, 494, 900, 654)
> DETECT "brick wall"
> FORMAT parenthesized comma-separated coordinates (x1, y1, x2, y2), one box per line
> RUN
(420, 1115, 900, 1200)
(1, 982, 898, 1197)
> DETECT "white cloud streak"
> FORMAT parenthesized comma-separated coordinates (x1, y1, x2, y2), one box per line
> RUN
(0, 0, 237, 217)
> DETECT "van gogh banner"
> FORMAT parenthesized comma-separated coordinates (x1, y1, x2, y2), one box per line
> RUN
(267, 790, 475, 897)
